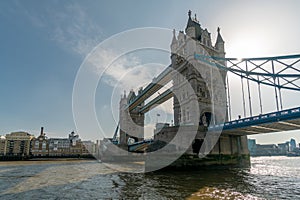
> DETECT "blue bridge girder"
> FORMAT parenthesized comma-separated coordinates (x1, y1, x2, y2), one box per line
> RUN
(122, 53, 300, 136)
(195, 53, 300, 91)
(128, 54, 300, 115)
(209, 106, 300, 136)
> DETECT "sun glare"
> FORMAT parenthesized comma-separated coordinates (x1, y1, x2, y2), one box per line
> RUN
(227, 36, 265, 59)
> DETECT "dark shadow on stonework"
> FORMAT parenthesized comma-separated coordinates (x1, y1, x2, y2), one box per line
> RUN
(146, 140, 168, 152)
(192, 139, 203, 154)
(199, 112, 212, 127)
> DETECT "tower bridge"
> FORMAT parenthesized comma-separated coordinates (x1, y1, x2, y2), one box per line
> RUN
(117, 10, 300, 168)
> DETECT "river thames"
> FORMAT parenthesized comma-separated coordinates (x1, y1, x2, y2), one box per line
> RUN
(0, 156, 299, 199)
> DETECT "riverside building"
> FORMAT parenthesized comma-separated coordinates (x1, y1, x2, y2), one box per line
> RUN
(5, 131, 33, 156)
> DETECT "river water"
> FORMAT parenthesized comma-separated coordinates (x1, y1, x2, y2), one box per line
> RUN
(0, 156, 299, 199)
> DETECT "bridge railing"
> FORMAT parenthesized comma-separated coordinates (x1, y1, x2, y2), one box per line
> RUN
(209, 106, 300, 131)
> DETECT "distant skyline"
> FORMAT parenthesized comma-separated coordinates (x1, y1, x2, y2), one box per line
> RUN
(1, 0, 300, 144)
(251, 137, 299, 146)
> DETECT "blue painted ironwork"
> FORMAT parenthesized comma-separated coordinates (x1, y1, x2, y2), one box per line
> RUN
(194, 54, 300, 91)
(224, 54, 300, 61)
(257, 75, 263, 114)
(209, 106, 300, 131)
(245, 61, 253, 116)
(226, 75, 232, 120)
(241, 76, 246, 117)
(128, 139, 153, 152)
(122, 53, 300, 136)
(195, 53, 300, 120)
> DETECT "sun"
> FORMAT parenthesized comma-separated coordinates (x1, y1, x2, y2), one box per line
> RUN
(227, 35, 265, 59)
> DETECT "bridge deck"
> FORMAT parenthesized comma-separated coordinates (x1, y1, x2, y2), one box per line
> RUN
(209, 107, 300, 136)
(126, 65, 172, 111)
(139, 88, 173, 113)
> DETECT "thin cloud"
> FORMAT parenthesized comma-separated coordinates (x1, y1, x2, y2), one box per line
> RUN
(49, 3, 104, 56)
(12, 2, 169, 94)
(14, 2, 173, 120)
(87, 47, 164, 91)
(12, 2, 104, 57)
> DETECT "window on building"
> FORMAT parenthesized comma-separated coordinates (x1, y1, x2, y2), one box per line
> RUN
(182, 109, 186, 122)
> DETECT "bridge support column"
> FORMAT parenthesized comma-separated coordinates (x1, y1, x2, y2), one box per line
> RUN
(151, 126, 250, 169)
(207, 135, 250, 166)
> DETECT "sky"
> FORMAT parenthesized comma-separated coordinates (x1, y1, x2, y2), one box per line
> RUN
(0, 0, 300, 144)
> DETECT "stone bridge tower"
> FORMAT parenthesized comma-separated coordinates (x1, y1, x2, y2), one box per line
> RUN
(154, 10, 250, 168)
(119, 89, 144, 147)
(171, 10, 227, 127)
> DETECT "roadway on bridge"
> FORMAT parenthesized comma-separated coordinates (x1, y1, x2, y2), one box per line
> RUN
(211, 107, 300, 136)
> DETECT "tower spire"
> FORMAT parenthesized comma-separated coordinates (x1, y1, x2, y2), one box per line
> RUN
(194, 14, 198, 23)
(216, 27, 224, 43)
(215, 27, 225, 56)
(172, 29, 176, 38)
(186, 10, 195, 30)
(172, 29, 177, 43)
(171, 29, 178, 52)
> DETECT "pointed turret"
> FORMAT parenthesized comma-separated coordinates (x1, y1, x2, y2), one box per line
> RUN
(171, 29, 177, 44)
(216, 27, 224, 43)
(215, 27, 225, 51)
(186, 10, 193, 30)
(215, 27, 226, 66)
(185, 10, 204, 41)
(185, 10, 197, 39)
(127, 89, 136, 104)
(171, 29, 178, 53)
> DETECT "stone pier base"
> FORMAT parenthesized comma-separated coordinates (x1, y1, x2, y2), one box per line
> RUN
(151, 126, 250, 170)
(165, 153, 250, 170)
